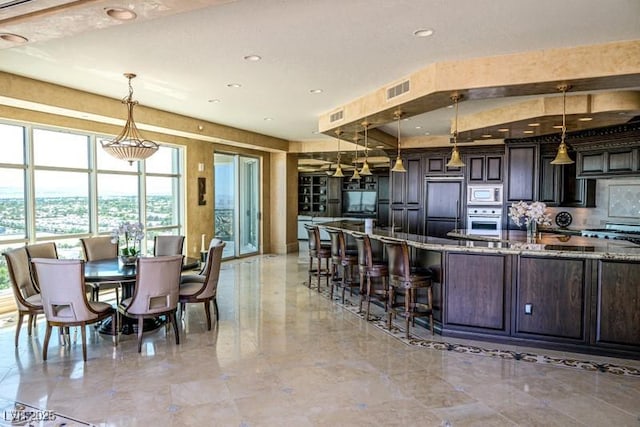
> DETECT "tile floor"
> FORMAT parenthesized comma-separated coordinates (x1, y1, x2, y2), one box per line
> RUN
(0, 251, 639, 426)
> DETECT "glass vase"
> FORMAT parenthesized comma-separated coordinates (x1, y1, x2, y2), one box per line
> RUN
(526, 221, 537, 243)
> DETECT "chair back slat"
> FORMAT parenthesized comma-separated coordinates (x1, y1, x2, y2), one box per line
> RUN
(127, 255, 183, 315)
(154, 235, 185, 256)
(81, 236, 118, 261)
(31, 258, 94, 322)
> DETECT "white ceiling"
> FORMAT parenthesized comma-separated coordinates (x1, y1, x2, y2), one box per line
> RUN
(0, 0, 639, 143)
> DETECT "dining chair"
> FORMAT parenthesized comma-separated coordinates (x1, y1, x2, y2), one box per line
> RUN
(25, 242, 58, 292)
(179, 241, 225, 330)
(3, 247, 44, 347)
(153, 235, 185, 256)
(80, 236, 120, 302)
(30, 258, 117, 362)
(118, 255, 184, 353)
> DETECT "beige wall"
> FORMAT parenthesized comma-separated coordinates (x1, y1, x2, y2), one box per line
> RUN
(0, 73, 298, 258)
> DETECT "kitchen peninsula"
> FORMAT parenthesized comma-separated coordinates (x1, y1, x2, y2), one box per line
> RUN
(320, 220, 640, 359)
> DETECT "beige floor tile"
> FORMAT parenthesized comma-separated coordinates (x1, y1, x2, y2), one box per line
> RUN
(0, 251, 638, 426)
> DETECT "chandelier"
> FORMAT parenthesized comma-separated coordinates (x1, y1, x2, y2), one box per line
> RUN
(101, 73, 159, 165)
(550, 84, 575, 165)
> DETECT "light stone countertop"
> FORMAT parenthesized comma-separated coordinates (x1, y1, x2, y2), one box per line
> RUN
(318, 221, 640, 262)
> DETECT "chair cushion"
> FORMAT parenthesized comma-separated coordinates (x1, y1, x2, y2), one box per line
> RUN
(179, 282, 203, 297)
(88, 301, 113, 314)
(25, 294, 42, 307)
(180, 274, 205, 285)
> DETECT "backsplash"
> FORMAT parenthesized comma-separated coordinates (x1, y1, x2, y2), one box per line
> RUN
(547, 177, 640, 228)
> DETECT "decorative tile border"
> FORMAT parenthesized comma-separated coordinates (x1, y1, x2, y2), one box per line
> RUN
(0, 396, 94, 426)
(302, 281, 640, 377)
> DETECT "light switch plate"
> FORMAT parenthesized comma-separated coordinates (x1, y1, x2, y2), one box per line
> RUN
(524, 303, 533, 315)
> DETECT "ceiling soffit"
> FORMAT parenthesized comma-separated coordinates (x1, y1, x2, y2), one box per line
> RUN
(319, 40, 640, 145)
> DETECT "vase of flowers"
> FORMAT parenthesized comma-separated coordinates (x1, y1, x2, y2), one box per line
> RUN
(508, 201, 551, 242)
(111, 221, 145, 265)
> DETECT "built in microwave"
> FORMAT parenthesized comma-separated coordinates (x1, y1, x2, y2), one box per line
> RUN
(467, 184, 503, 205)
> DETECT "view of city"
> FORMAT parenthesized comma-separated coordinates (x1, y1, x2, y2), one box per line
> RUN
(0, 195, 176, 291)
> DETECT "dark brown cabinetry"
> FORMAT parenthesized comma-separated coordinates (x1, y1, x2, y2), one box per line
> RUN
(424, 179, 463, 238)
(539, 148, 596, 207)
(445, 252, 509, 331)
(595, 260, 640, 351)
(376, 175, 390, 226)
(515, 257, 588, 341)
(467, 155, 503, 182)
(577, 146, 640, 178)
(505, 145, 537, 203)
(298, 174, 341, 216)
(424, 152, 463, 176)
(390, 155, 424, 234)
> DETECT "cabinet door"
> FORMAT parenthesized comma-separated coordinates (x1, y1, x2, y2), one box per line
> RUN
(578, 151, 606, 176)
(516, 257, 587, 341)
(538, 153, 559, 205)
(405, 157, 423, 205)
(506, 145, 537, 202)
(390, 170, 405, 204)
(486, 156, 503, 181)
(425, 219, 457, 238)
(607, 149, 634, 173)
(425, 180, 462, 218)
(406, 208, 422, 235)
(468, 157, 485, 182)
(596, 261, 640, 348)
(445, 253, 508, 331)
(426, 156, 445, 174)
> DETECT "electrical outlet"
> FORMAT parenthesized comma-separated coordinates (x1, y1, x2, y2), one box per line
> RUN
(524, 303, 533, 315)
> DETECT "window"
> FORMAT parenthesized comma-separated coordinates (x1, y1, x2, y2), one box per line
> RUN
(0, 121, 184, 294)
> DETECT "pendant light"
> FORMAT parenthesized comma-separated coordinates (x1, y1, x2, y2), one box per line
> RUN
(350, 133, 361, 181)
(101, 73, 159, 165)
(333, 130, 345, 177)
(550, 84, 575, 165)
(391, 110, 407, 173)
(445, 94, 465, 168)
(359, 121, 372, 175)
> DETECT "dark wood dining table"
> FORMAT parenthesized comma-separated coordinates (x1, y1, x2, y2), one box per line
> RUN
(84, 256, 200, 335)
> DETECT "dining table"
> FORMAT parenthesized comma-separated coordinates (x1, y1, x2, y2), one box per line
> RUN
(84, 256, 200, 335)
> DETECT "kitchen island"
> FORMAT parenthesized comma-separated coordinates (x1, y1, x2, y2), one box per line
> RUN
(318, 221, 640, 359)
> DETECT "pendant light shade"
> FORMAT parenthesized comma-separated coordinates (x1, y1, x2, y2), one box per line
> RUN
(550, 84, 575, 165)
(446, 94, 465, 168)
(360, 121, 372, 175)
(333, 130, 345, 177)
(391, 111, 407, 173)
(101, 73, 158, 165)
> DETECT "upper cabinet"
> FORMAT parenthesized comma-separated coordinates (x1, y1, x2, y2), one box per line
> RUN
(539, 146, 596, 207)
(577, 146, 640, 178)
(467, 154, 503, 183)
(505, 145, 537, 202)
(425, 152, 463, 176)
(298, 174, 341, 216)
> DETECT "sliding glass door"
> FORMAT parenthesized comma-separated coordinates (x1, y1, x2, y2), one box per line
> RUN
(214, 153, 259, 258)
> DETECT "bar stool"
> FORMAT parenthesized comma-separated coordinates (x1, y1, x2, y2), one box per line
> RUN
(305, 225, 331, 291)
(354, 234, 389, 321)
(384, 240, 434, 339)
(328, 230, 358, 303)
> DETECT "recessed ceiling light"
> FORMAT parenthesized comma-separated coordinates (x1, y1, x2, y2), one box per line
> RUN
(578, 117, 593, 121)
(244, 54, 262, 61)
(312, 131, 319, 135)
(264, 117, 273, 121)
(424, 131, 430, 136)
(309, 89, 323, 94)
(481, 134, 492, 138)
(227, 83, 242, 88)
(402, 118, 410, 121)
(208, 99, 221, 103)
(415, 126, 422, 129)
(413, 28, 434, 37)
(528, 123, 540, 127)
(104, 7, 137, 21)
(523, 130, 534, 134)
(0, 33, 28, 43)
(552, 125, 563, 129)
(498, 128, 509, 132)
(376, 145, 384, 149)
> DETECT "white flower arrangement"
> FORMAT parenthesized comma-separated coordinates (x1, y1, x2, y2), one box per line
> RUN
(508, 201, 551, 227)
(111, 221, 145, 256)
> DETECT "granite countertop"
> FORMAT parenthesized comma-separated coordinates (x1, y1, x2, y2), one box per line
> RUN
(317, 221, 640, 261)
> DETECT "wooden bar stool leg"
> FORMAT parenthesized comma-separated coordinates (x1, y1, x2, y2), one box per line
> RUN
(388, 286, 395, 331)
(405, 287, 412, 339)
(365, 275, 372, 320)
